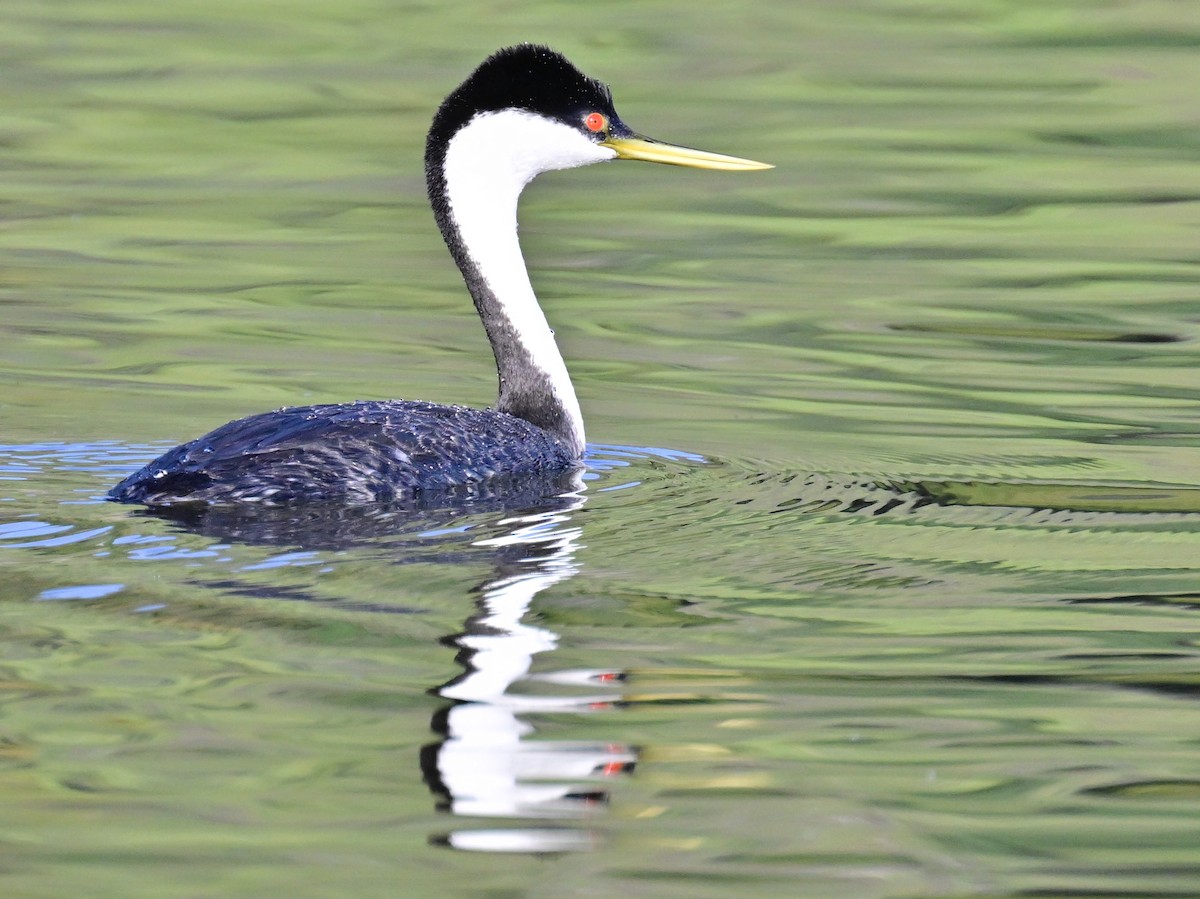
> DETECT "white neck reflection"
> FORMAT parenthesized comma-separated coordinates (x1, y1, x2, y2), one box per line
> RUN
(430, 477, 636, 849)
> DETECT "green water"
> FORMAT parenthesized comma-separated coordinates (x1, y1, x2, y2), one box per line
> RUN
(4, 1, 1200, 896)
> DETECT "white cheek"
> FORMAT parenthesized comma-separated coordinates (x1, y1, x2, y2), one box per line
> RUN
(445, 109, 616, 194)
(510, 123, 617, 181)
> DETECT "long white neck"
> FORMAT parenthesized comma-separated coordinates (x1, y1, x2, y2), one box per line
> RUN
(434, 110, 615, 457)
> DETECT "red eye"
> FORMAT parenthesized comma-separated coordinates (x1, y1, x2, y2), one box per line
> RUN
(584, 112, 607, 133)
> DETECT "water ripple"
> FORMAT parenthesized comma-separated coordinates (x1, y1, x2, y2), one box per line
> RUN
(0, 522, 113, 549)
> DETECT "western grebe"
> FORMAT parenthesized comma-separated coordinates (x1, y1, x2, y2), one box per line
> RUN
(109, 44, 770, 506)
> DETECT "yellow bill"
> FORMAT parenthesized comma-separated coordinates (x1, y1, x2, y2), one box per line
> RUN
(601, 135, 772, 171)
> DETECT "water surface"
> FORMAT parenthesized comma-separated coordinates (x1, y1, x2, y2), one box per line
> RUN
(3, 2, 1200, 897)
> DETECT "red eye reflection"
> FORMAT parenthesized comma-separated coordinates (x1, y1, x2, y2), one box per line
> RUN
(584, 112, 607, 133)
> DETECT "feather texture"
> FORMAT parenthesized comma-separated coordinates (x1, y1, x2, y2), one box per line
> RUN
(110, 401, 576, 506)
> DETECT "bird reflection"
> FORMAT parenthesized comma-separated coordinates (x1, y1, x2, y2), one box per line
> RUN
(132, 470, 587, 549)
(423, 477, 637, 853)
(133, 467, 635, 854)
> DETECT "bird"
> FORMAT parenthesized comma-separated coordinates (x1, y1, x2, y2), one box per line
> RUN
(108, 44, 771, 507)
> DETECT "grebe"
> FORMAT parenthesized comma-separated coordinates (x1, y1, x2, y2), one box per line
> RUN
(109, 45, 770, 506)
